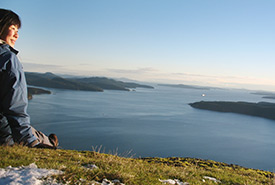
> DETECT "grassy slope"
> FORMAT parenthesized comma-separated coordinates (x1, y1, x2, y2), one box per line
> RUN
(0, 145, 274, 184)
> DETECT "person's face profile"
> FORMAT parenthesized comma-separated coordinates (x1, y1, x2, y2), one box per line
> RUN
(4, 24, 19, 48)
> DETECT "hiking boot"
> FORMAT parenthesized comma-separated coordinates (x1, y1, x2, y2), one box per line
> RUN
(49, 134, 59, 148)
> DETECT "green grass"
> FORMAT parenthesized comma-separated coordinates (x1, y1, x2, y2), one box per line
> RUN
(0, 145, 274, 184)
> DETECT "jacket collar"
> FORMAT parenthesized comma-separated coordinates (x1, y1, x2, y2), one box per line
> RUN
(0, 39, 19, 55)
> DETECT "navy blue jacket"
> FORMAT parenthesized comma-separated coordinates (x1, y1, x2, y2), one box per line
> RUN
(0, 43, 37, 145)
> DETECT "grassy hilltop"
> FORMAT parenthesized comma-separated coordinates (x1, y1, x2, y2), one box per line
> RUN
(1, 145, 274, 184)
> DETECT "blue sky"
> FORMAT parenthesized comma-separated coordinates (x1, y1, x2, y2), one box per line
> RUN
(2, 0, 275, 91)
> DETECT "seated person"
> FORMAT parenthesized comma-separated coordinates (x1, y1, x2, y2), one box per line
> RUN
(0, 9, 58, 149)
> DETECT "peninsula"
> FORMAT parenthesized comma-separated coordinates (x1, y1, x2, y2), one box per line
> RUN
(189, 101, 275, 120)
(25, 72, 154, 92)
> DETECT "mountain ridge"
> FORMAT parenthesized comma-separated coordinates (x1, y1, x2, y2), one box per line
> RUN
(25, 72, 154, 92)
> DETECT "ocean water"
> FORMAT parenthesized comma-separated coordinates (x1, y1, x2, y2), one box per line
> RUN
(28, 85, 275, 171)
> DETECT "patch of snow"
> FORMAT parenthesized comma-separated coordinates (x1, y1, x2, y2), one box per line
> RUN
(90, 178, 124, 185)
(0, 163, 62, 185)
(159, 179, 189, 185)
(203, 176, 221, 183)
(159, 179, 176, 184)
(82, 164, 98, 170)
(102, 178, 124, 185)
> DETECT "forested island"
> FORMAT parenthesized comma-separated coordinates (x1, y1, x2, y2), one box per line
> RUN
(27, 87, 51, 100)
(25, 72, 154, 92)
(189, 101, 275, 120)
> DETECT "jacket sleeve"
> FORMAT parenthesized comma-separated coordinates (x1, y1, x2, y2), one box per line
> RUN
(0, 52, 37, 145)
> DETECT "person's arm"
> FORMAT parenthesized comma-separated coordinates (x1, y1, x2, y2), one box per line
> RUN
(0, 51, 37, 146)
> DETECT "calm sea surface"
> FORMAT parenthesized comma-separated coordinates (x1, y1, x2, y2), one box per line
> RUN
(28, 85, 275, 171)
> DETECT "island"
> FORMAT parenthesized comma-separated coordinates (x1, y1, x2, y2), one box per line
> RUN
(251, 91, 275, 100)
(25, 72, 154, 92)
(189, 101, 275, 120)
(27, 87, 51, 100)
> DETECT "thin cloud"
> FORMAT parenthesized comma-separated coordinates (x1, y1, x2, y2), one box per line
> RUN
(107, 67, 158, 74)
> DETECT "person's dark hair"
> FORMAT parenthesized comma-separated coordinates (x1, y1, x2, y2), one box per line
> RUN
(0, 9, 21, 39)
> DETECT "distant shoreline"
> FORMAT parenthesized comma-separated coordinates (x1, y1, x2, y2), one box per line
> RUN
(158, 83, 211, 90)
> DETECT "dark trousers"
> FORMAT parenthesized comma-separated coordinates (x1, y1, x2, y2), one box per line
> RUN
(0, 113, 14, 145)
(0, 113, 53, 146)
